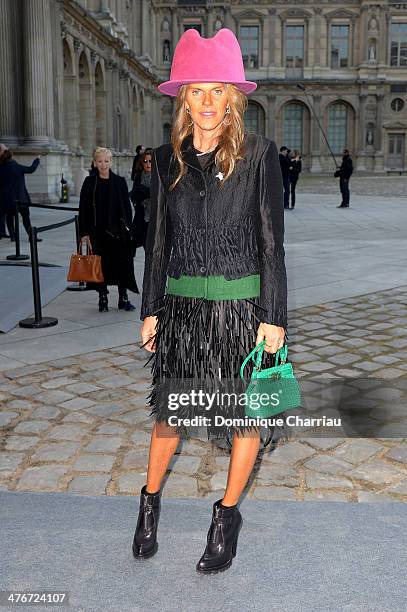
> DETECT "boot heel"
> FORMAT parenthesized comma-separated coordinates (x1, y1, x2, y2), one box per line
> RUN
(232, 518, 242, 557)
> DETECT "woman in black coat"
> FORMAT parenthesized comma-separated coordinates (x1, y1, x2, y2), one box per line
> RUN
(129, 148, 153, 253)
(78, 147, 139, 312)
(288, 149, 302, 209)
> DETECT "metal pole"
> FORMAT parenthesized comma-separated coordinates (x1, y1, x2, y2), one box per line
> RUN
(6, 203, 29, 261)
(19, 226, 58, 328)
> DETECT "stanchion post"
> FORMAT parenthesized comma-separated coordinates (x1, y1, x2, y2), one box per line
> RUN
(19, 226, 58, 329)
(6, 202, 29, 261)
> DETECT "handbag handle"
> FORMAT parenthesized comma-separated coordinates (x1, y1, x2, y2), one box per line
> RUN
(79, 236, 93, 255)
(240, 341, 288, 380)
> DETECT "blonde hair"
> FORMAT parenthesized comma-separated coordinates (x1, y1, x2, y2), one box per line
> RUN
(170, 83, 247, 190)
(93, 147, 113, 161)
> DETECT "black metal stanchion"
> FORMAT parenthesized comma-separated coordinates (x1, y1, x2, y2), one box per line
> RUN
(6, 204, 30, 261)
(19, 226, 58, 329)
(66, 215, 88, 291)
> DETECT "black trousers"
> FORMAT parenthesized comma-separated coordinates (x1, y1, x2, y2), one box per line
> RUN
(340, 177, 350, 206)
(5, 208, 32, 238)
(98, 283, 127, 295)
(282, 175, 290, 208)
(290, 178, 298, 207)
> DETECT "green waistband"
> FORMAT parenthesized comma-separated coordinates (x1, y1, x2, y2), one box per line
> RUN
(166, 274, 260, 299)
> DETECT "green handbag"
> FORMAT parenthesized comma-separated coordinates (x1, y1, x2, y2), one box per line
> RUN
(240, 341, 302, 419)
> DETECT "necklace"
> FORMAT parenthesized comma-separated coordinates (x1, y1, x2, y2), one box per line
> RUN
(195, 144, 217, 156)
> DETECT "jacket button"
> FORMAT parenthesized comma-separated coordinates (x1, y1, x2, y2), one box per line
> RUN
(200, 266, 206, 273)
(199, 190, 205, 197)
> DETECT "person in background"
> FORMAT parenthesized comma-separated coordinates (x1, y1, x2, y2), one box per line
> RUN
(0, 149, 41, 242)
(79, 147, 139, 312)
(288, 149, 302, 210)
(336, 148, 353, 208)
(279, 146, 291, 210)
(131, 144, 144, 182)
(129, 148, 153, 253)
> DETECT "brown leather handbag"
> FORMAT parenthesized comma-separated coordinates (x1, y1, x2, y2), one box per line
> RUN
(67, 237, 104, 283)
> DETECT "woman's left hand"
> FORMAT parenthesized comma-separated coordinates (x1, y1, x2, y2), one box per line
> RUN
(256, 323, 286, 354)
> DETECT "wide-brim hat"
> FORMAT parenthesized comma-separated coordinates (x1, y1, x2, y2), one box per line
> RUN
(158, 28, 257, 96)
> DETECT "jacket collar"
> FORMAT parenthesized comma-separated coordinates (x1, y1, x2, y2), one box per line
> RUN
(180, 133, 203, 173)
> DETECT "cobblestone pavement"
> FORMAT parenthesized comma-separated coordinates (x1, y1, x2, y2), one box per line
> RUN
(1, 285, 406, 503)
(298, 174, 407, 197)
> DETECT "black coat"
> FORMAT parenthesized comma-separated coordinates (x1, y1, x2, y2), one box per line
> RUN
(279, 153, 291, 178)
(0, 158, 40, 213)
(141, 132, 287, 329)
(289, 159, 302, 181)
(78, 170, 139, 293)
(339, 155, 353, 179)
(129, 173, 149, 249)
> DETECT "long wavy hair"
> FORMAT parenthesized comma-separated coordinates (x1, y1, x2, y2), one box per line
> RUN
(169, 83, 248, 190)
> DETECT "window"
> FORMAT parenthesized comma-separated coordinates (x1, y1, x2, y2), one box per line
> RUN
(184, 24, 202, 34)
(390, 23, 407, 66)
(245, 102, 265, 135)
(240, 26, 259, 69)
(328, 104, 348, 154)
(283, 104, 304, 150)
(331, 25, 349, 68)
(391, 98, 405, 112)
(285, 25, 304, 68)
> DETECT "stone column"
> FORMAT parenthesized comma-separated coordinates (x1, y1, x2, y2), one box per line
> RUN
(268, 9, 276, 67)
(357, 94, 367, 170)
(171, 7, 179, 46)
(0, 0, 19, 144)
(310, 95, 322, 173)
(51, 1, 65, 145)
(374, 93, 385, 171)
(23, 0, 55, 144)
(141, 0, 150, 56)
(266, 94, 276, 140)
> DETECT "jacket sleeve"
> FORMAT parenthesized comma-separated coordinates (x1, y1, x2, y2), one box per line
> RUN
(19, 158, 40, 174)
(120, 177, 133, 226)
(256, 140, 288, 331)
(140, 150, 171, 320)
(78, 177, 93, 238)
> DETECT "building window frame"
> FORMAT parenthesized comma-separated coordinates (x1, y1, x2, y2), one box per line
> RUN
(245, 101, 265, 135)
(182, 22, 203, 36)
(239, 22, 261, 69)
(330, 23, 350, 68)
(326, 18, 354, 67)
(283, 22, 307, 70)
(389, 21, 407, 67)
(327, 102, 350, 155)
(283, 102, 304, 151)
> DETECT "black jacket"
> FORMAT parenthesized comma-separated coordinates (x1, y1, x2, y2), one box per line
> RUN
(339, 155, 353, 179)
(289, 159, 302, 180)
(141, 132, 287, 329)
(279, 153, 291, 178)
(0, 158, 40, 213)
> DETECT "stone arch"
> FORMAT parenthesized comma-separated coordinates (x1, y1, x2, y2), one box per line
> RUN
(78, 51, 94, 151)
(281, 100, 311, 157)
(325, 100, 356, 154)
(63, 39, 77, 149)
(245, 100, 265, 135)
(95, 62, 106, 146)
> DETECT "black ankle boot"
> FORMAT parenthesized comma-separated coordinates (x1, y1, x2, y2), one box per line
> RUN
(196, 500, 242, 574)
(118, 289, 135, 311)
(132, 485, 161, 559)
(98, 292, 109, 312)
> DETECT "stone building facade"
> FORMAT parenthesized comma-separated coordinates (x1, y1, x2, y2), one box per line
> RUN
(0, 0, 406, 201)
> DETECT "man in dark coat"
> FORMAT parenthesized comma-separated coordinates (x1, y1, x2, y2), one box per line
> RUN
(337, 148, 353, 208)
(279, 146, 291, 209)
(0, 149, 41, 240)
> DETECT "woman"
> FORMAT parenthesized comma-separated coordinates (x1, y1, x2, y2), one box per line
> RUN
(78, 147, 139, 312)
(0, 149, 41, 241)
(129, 148, 153, 252)
(134, 29, 287, 573)
(288, 150, 302, 210)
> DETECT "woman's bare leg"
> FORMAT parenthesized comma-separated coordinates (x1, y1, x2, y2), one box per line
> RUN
(146, 421, 180, 493)
(222, 431, 261, 506)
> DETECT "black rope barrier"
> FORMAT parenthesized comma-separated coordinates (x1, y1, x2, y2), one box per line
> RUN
(19, 215, 76, 329)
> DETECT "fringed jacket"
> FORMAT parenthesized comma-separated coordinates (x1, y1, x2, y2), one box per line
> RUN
(140, 132, 288, 330)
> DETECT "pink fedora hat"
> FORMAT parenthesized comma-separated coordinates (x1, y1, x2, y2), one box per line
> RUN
(158, 28, 257, 96)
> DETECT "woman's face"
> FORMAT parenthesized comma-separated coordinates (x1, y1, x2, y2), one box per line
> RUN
(142, 154, 152, 173)
(94, 155, 112, 174)
(185, 82, 228, 132)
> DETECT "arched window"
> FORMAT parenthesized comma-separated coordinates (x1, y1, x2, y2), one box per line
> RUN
(245, 102, 265, 135)
(283, 103, 304, 150)
(328, 103, 348, 153)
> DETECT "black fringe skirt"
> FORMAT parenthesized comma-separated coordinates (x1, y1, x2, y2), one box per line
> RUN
(143, 294, 286, 444)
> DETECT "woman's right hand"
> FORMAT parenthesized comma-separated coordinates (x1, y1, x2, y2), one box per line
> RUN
(141, 316, 158, 352)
